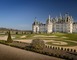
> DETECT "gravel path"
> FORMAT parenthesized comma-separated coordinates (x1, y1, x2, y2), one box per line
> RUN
(0, 44, 63, 60)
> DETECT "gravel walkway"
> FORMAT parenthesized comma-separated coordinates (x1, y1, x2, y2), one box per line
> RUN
(0, 44, 63, 60)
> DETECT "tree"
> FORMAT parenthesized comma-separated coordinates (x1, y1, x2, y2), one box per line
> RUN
(30, 39, 45, 50)
(16, 31, 18, 34)
(7, 31, 13, 43)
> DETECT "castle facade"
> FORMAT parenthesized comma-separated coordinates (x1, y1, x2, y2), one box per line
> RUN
(32, 13, 77, 33)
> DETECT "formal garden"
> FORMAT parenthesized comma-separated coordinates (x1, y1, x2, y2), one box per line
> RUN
(0, 31, 77, 60)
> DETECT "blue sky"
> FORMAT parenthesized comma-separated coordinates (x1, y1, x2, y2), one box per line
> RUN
(0, 0, 77, 30)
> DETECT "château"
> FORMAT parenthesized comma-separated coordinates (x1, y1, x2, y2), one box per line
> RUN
(32, 13, 77, 33)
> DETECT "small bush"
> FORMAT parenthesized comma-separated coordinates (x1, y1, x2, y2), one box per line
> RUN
(74, 49, 76, 52)
(67, 48, 70, 51)
(30, 39, 45, 50)
(61, 47, 63, 50)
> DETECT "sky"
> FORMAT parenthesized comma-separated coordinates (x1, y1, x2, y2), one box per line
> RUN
(0, 0, 77, 30)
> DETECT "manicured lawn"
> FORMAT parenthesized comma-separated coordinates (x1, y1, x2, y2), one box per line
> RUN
(26, 33, 77, 41)
(1, 32, 77, 42)
(46, 41, 77, 46)
(10, 33, 77, 42)
(64, 33, 77, 41)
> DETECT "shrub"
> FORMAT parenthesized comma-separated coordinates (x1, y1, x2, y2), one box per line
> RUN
(55, 47, 57, 50)
(54, 54, 57, 57)
(50, 53, 53, 56)
(64, 48, 66, 51)
(52, 46, 54, 49)
(45, 45, 48, 48)
(30, 39, 45, 50)
(16, 31, 18, 34)
(50, 46, 52, 49)
(61, 47, 63, 50)
(67, 48, 70, 51)
(71, 49, 73, 52)
(58, 55, 62, 58)
(7, 31, 13, 43)
(57, 47, 60, 50)
(74, 49, 76, 52)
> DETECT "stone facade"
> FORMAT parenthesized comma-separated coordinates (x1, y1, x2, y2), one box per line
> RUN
(32, 13, 77, 33)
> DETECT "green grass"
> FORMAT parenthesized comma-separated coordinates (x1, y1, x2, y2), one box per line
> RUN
(13, 33, 77, 41)
(29, 33, 77, 41)
(0, 32, 77, 47)
(52, 33, 77, 41)
(46, 41, 77, 46)
(64, 33, 77, 41)
(1, 32, 77, 41)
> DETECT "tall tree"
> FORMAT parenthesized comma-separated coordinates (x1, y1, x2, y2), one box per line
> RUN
(7, 31, 13, 43)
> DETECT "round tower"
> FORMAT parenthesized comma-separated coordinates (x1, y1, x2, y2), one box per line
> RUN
(46, 15, 53, 33)
(32, 17, 39, 33)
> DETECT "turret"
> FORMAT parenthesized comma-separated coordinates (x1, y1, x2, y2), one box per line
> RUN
(46, 15, 51, 24)
(32, 17, 39, 25)
(46, 15, 53, 33)
(32, 17, 39, 33)
(55, 16, 58, 22)
(49, 15, 51, 21)
(59, 13, 62, 20)
(64, 13, 73, 33)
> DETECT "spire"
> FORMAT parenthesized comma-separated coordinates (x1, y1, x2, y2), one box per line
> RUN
(33, 17, 39, 25)
(60, 13, 62, 17)
(65, 12, 69, 17)
(35, 17, 37, 21)
(49, 15, 50, 20)
(55, 16, 58, 21)
(46, 15, 51, 24)
(59, 13, 62, 19)
(34, 17, 38, 23)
